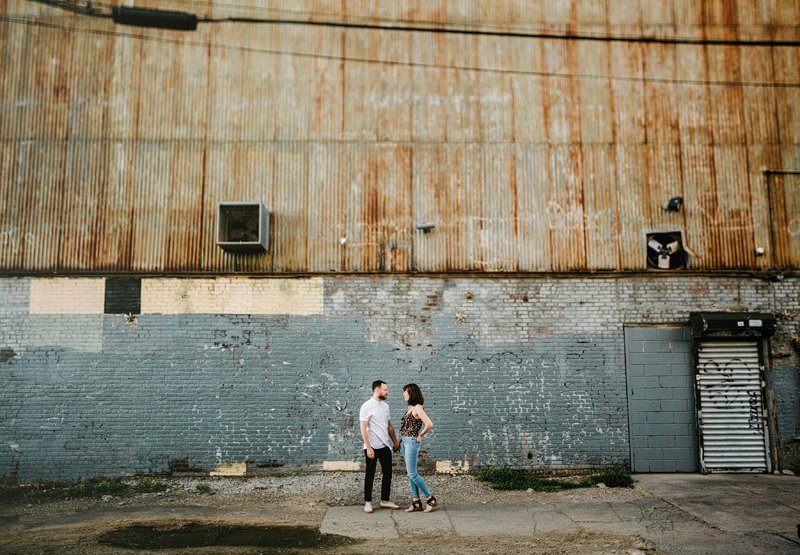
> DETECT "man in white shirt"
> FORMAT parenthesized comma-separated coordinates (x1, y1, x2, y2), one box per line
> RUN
(359, 380, 401, 513)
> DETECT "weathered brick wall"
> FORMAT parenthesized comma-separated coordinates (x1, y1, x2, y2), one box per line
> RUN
(0, 275, 798, 482)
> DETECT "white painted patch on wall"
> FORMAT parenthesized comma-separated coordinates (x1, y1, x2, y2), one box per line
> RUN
(435, 459, 471, 474)
(209, 461, 247, 476)
(140, 277, 324, 315)
(29, 278, 105, 314)
(322, 461, 360, 472)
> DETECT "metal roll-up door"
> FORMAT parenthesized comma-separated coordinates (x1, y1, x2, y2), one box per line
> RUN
(696, 341, 770, 473)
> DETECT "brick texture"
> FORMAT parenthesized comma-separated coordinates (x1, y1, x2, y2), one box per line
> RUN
(0, 275, 798, 482)
(626, 326, 698, 473)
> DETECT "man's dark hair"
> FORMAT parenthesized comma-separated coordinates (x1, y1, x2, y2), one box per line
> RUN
(371, 380, 386, 391)
(403, 383, 424, 406)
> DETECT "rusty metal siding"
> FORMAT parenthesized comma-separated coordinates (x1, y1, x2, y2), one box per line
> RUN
(1, 0, 799, 274)
(582, 145, 619, 270)
(515, 145, 551, 272)
(775, 46, 800, 145)
(768, 171, 800, 269)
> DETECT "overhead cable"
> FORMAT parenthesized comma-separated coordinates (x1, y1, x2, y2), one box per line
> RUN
(142, 0, 800, 46)
(24, 0, 800, 47)
(2, 15, 798, 89)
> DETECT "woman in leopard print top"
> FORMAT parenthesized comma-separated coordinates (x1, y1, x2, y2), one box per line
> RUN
(400, 383, 437, 512)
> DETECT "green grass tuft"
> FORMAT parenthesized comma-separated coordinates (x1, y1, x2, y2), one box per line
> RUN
(20, 478, 130, 500)
(0, 476, 178, 502)
(134, 478, 169, 493)
(195, 483, 214, 495)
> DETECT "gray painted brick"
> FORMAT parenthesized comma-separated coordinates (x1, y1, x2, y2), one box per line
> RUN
(643, 340, 672, 353)
(676, 459, 699, 472)
(674, 435, 698, 449)
(629, 412, 647, 424)
(659, 375, 692, 388)
(673, 411, 695, 424)
(642, 388, 674, 400)
(660, 399, 689, 412)
(645, 412, 674, 424)
(630, 377, 660, 390)
(663, 448, 694, 461)
(637, 448, 664, 459)
(649, 459, 678, 472)
(0, 275, 797, 481)
(644, 364, 673, 377)
(627, 364, 646, 377)
(647, 436, 676, 448)
(632, 435, 649, 448)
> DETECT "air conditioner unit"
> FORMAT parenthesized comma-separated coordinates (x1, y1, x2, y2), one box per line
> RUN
(216, 202, 269, 253)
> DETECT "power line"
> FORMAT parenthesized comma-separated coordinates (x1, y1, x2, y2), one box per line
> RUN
(197, 15, 800, 48)
(2, 14, 799, 89)
(24, 0, 800, 47)
(147, 0, 800, 45)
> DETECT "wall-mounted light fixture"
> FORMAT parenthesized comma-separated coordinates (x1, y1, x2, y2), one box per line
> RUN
(416, 222, 435, 233)
(662, 197, 683, 212)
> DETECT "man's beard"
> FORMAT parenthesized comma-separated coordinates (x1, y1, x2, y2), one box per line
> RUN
(378, 392, 388, 400)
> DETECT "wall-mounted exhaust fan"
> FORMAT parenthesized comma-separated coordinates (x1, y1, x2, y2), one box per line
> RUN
(217, 202, 270, 253)
(646, 232, 686, 270)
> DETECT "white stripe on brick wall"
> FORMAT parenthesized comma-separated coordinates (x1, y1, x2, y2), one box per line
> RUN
(140, 277, 324, 315)
(29, 278, 105, 315)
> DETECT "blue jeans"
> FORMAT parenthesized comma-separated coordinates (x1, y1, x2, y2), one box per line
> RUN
(401, 435, 431, 499)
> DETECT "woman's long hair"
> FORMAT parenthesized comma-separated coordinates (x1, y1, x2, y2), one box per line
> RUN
(403, 383, 424, 406)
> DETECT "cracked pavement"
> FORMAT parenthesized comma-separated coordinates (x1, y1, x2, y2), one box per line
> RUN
(322, 474, 800, 554)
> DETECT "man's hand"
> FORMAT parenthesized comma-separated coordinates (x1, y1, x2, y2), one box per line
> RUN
(365, 446, 375, 459)
(393, 439, 401, 452)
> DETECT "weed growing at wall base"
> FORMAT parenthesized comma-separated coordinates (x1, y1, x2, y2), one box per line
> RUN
(0, 477, 171, 503)
(195, 483, 215, 495)
(476, 466, 633, 491)
(133, 478, 169, 494)
(25, 478, 128, 500)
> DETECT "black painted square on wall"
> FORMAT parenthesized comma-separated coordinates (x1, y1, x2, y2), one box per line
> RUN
(104, 278, 141, 314)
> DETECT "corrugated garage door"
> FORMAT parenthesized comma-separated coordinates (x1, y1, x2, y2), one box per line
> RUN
(696, 341, 769, 473)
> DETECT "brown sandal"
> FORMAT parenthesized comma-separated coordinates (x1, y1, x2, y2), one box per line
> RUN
(405, 499, 423, 512)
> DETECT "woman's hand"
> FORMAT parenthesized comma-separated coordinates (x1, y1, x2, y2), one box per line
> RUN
(416, 435, 423, 443)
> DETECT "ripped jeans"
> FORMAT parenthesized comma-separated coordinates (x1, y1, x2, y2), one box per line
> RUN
(401, 435, 431, 500)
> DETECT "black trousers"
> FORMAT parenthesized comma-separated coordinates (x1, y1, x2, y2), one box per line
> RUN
(363, 446, 392, 502)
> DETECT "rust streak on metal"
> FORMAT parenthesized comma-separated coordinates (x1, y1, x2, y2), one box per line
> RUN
(0, 1, 798, 274)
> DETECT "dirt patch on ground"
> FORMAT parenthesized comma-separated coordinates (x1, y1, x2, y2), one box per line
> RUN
(97, 521, 358, 551)
(0, 475, 661, 555)
(4, 521, 656, 555)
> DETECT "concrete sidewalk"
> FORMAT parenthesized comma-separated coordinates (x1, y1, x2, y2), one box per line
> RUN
(321, 474, 800, 555)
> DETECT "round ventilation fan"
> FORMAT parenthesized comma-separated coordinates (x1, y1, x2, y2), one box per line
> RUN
(647, 233, 686, 270)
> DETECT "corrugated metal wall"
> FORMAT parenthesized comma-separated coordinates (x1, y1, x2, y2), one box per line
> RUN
(1, 0, 799, 274)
